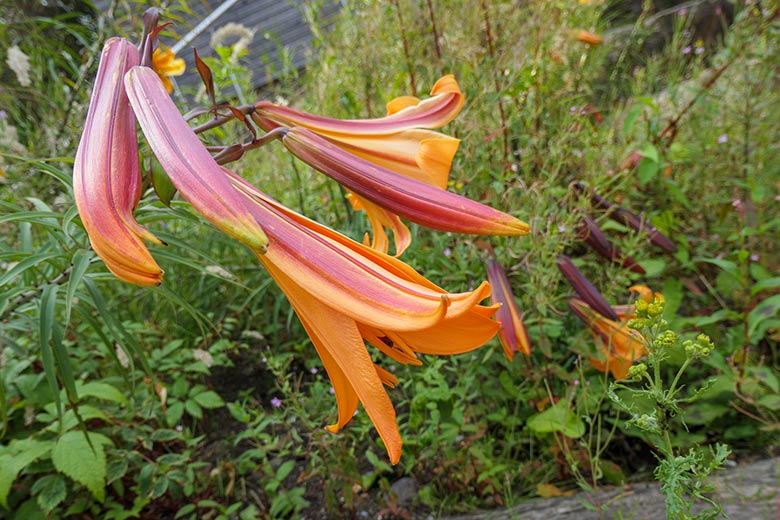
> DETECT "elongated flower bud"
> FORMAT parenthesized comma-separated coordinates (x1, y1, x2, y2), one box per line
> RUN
(73, 37, 163, 286)
(124, 66, 268, 252)
(573, 182, 676, 253)
(487, 258, 531, 358)
(557, 254, 619, 321)
(283, 127, 530, 236)
(578, 215, 646, 274)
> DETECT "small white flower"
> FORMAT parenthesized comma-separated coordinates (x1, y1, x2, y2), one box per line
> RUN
(205, 265, 233, 279)
(115, 344, 130, 368)
(6, 46, 32, 87)
(192, 348, 214, 367)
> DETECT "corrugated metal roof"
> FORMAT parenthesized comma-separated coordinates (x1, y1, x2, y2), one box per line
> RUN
(96, 0, 341, 90)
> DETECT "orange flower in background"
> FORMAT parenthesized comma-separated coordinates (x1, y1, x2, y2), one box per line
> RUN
(152, 45, 185, 93)
(254, 76, 465, 255)
(73, 38, 164, 286)
(572, 30, 604, 46)
(569, 286, 656, 379)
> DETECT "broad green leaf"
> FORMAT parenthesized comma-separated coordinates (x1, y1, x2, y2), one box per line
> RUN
(31, 474, 67, 515)
(191, 390, 224, 409)
(752, 276, 780, 295)
(76, 381, 128, 405)
(747, 294, 780, 343)
(527, 400, 585, 438)
(0, 439, 55, 507)
(51, 431, 112, 502)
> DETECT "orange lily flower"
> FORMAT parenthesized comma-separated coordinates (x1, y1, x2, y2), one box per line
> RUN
(125, 66, 500, 462)
(253, 75, 464, 255)
(124, 66, 268, 253)
(487, 258, 531, 359)
(151, 45, 185, 93)
(569, 286, 656, 379)
(73, 38, 164, 286)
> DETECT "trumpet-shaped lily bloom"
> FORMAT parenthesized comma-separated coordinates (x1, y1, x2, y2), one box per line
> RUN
(487, 258, 531, 359)
(151, 45, 185, 93)
(124, 65, 500, 462)
(282, 127, 530, 237)
(124, 66, 268, 253)
(254, 76, 465, 255)
(73, 37, 164, 286)
(569, 286, 655, 379)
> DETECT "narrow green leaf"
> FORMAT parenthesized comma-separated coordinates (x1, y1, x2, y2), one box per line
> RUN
(0, 252, 59, 286)
(65, 249, 93, 326)
(39, 285, 62, 424)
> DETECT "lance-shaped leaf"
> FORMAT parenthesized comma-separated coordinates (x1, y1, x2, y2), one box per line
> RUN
(557, 254, 619, 321)
(73, 37, 163, 286)
(573, 182, 676, 253)
(124, 66, 268, 252)
(282, 127, 529, 236)
(487, 258, 531, 359)
(578, 215, 646, 274)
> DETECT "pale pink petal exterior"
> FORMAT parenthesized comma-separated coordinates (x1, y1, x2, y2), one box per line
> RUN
(124, 66, 268, 253)
(73, 37, 163, 286)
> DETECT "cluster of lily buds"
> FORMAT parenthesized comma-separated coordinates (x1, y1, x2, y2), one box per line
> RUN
(573, 182, 677, 253)
(73, 14, 530, 464)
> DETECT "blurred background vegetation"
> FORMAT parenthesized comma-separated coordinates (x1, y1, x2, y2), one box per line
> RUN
(1, 0, 778, 518)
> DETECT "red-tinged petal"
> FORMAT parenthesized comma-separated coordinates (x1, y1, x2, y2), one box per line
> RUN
(225, 171, 493, 331)
(124, 66, 268, 252)
(253, 74, 464, 136)
(487, 258, 531, 357)
(266, 262, 402, 464)
(73, 37, 163, 286)
(283, 128, 529, 236)
(557, 255, 619, 321)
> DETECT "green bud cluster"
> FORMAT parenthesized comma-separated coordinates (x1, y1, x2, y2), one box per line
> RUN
(633, 413, 659, 433)
(656, 330, 677, 349)
(628, 362, 648, 381)
(683, 333, 715, 359)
